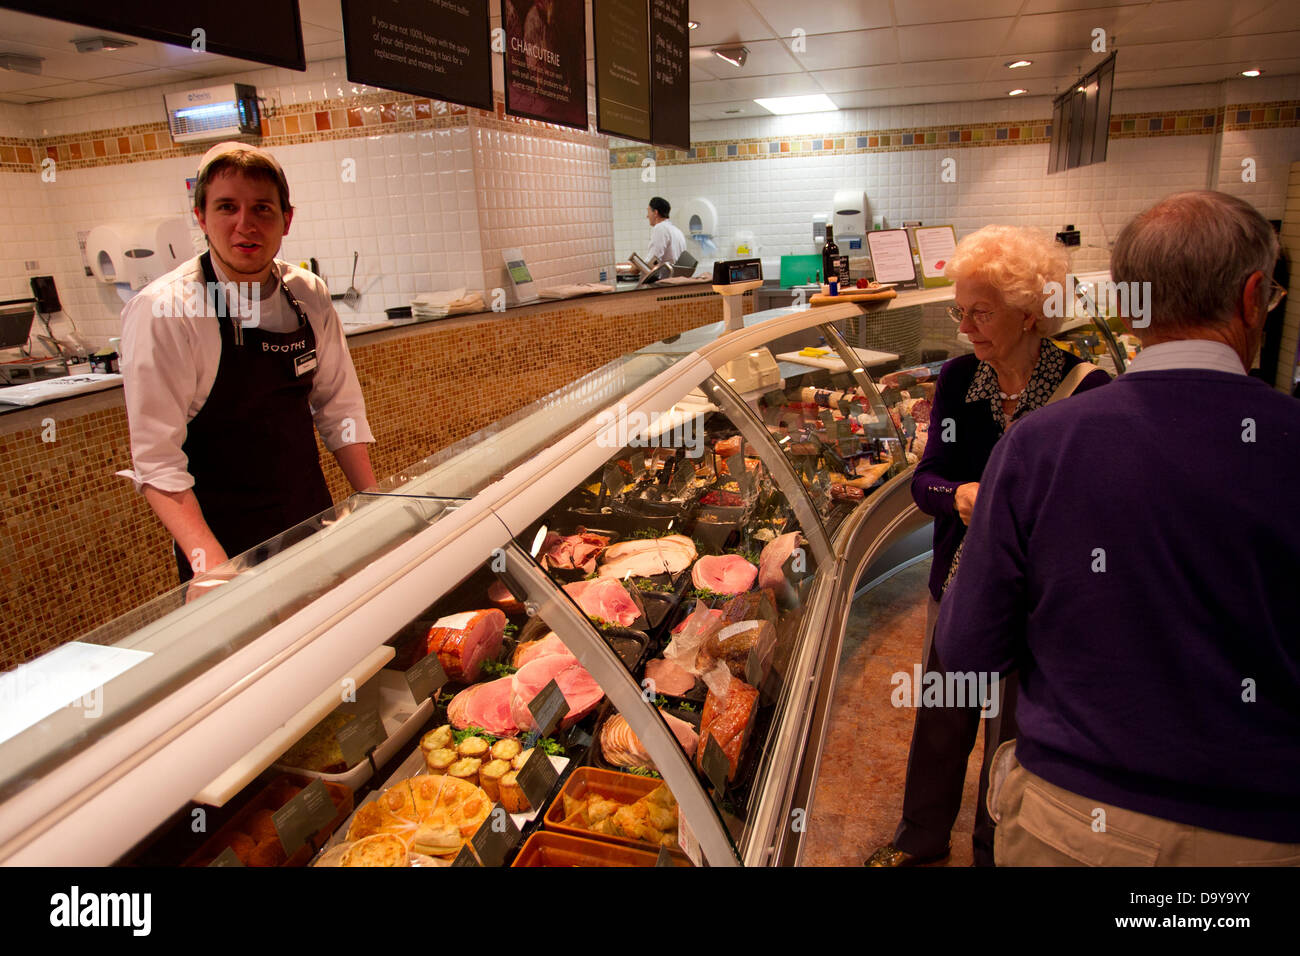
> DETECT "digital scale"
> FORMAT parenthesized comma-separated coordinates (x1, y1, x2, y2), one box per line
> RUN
(711, 257, 763, 331)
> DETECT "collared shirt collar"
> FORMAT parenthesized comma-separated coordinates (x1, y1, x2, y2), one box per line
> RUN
(1126, 339, 1246, 376)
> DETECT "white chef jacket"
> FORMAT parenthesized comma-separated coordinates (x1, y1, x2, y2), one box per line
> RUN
(648, 219, 687, 265)
(120, 255, 374, 493)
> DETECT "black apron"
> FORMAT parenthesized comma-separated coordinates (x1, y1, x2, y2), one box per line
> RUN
(174, 253, 334, 582)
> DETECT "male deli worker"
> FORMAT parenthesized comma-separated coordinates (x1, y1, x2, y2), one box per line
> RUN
(121, 142, 375, 584)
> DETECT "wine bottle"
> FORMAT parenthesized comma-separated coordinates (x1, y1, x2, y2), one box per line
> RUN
(823, 226, 847, 287)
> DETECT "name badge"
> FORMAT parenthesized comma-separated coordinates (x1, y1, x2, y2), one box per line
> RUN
(293, 349, 318, 377)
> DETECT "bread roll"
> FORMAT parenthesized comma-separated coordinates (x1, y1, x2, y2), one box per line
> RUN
(479, 759, 510, 801)
(490, 738, 522, 763)
(511, 748, 534, 772)
(424, 747, 457, 774)
(420, 725, 453, 753)
(448, 757, 482, 787)
(457, 736, 490, 761)
(498, 771, 530, 813)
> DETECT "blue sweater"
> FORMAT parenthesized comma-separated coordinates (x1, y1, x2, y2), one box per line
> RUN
(912, 348, 1111, 601)
(935, 369, 1300, 841)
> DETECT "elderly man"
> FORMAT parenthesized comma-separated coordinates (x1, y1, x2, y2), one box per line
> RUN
(935, 190, 1300, 865)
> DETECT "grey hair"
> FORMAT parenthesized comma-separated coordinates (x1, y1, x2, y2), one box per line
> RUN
(1110, 190, 1278, 333)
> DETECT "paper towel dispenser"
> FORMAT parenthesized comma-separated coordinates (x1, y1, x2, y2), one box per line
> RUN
(86, 218, 193, 290)
(833, 189, 870, 247)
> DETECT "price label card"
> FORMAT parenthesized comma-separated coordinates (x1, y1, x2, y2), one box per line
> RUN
(272, 777, 335, 855)
(744, 646, 763, 687)
(470, 805, 522, 867)
(677, 808, 702, 867)
(527, 679, 570, 740)
(208, 847, 244, 867)
(405, 652, 447, 702)
(566, 725, 593, 750)
(701, 733, 730, 795)
(450, 844, 480, 867)
(818, 410, 835, 430)
(335, 709, 386, 767)
(517, 747, 560, 810)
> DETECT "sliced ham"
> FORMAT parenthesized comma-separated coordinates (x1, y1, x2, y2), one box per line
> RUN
(540, 531, 610, 574)
(425, 609, 506, 683)
(448, 676, 519, 736)
(511, 631, 576, 668)
(510, 654, 603, 732)
(600, 711, 699, 770)
(487, 579, 524, 615)
(758, 531, 803, 590)
(562, 578, 641, 626)
(691, 554, 758, 595)
(644, 657, 697, 696)
(598, 535, 697, 579)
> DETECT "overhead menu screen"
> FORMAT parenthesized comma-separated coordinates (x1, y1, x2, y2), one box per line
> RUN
(3, 0, 305, 71)
(503, 0, 589, 130)
(342, 0, 493, 110)
(594, 0, 651, 142)
(649, 0, 689, 150)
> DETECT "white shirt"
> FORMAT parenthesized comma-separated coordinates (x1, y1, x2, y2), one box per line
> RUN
(1125, 339, 1246, 376)
(120, 255, 374, 493)
(648, 219, 686, 265)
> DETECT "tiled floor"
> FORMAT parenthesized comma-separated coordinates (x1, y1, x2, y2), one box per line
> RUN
(800, 558, 985, 867)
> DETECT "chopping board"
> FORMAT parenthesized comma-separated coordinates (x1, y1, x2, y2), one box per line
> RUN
(809, 288, 897, 306)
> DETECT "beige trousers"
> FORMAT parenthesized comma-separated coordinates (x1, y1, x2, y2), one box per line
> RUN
(991, 751, 1300, 866)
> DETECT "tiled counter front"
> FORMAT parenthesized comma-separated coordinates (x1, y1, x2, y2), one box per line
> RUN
(0, 288, 749, 670)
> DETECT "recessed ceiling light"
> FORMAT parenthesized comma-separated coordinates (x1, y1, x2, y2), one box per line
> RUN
(753, 93, 838, 115)
(0, 53, 44, 75)
(1005, 59, 1032, 69)
(689, 20, 700, 30)
(1009, 89, 1027, 96)
(713, 45, 748, 68)
(1241, 69, 1262, 77)
(72, 36, 137, 53)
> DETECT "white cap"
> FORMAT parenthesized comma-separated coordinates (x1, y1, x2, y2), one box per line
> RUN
(196, 140, 286, 183)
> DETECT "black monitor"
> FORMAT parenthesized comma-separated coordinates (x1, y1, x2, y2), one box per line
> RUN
(0, 302, 36, 351)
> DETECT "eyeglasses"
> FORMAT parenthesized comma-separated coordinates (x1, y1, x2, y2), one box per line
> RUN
(947, 305, 997, 326)
(1267, 278, 1287, 312)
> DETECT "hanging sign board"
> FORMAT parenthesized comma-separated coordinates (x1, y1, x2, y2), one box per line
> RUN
(649, 0, 689, 150)
(342, 0, 493, 110)
(594, 0, 651, 142)
(502, 0, 589, 130)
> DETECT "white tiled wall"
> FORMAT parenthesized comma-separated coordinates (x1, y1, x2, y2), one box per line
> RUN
(614, 80, 1300, 278)
(0, 56, 613, 347)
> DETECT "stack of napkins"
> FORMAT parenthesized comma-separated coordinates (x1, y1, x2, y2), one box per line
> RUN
(411, 289, 486, 319)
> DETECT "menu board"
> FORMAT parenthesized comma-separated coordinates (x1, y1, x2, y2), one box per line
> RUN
(342, 0, 493, 110)
(648, 0, 689, 150)
(502, 0, 588, 130)
(914, 225, 957, 288)
(5, 0, 305, 71)
(594, 0, 652, 142)
(866, 229, 917, 286)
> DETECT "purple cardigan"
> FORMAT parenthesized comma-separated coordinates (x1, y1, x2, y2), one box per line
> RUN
(935, 369, 1300, 841)
(912, 349, 1110, 601)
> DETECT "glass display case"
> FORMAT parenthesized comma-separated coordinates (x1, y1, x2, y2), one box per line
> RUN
(0, 294, 950, 868)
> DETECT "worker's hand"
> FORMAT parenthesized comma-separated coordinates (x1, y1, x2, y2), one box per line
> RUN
(955, 482, 980, 525)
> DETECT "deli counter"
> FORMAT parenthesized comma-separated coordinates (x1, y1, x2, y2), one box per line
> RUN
(0, 291, 1006, 868)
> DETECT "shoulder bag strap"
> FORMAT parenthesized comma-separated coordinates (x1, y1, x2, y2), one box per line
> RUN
(1046, 361, 1100, 406)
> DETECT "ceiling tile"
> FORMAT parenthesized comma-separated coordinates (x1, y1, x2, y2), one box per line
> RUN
(749, 0, 893, 34)
(788, 28, 898, 70)
(894, 0, 1025, 25)
(809, 64, 902, 92)
(1002, 8, 1144, 54)
(898, 56, 999, 86)
(1022, 0, 1150, 12)
(691, 73, 823, 104)
(1113, 39, 1225, 70)
(897, 18, 1017, 61)
(1117, 0, 1275, 43)
(298, 0, 345, 31)
(686, 0, 776, 45)
(1208, 30, 1300, 62)
(20, 80, 126, 99)
(1224, 0, 1300, 35)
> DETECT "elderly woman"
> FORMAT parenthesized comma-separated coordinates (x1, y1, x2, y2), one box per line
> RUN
(867, 225, 1111, 867)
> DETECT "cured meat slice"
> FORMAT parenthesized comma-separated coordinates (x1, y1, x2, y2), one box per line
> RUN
(598, 535, 697, 580)
(758, 531, 802, 590)
(487, 580, 524, 615)
(600, 712, 699, 770)
(644, 657, 696, 696)
(602, 534, 696, 563)
(540, 531, 611, 574)
(426, 609, 506, 683)
(510, 654, 603, 732)
(691, 554, 758, 595)
(511, 632, 576, 668)
(697, 677, 759, 781)
(562, 578, 641, 626)
(448, 677, 518, 736)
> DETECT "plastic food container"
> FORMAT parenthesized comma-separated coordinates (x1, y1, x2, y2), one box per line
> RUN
(589, 704, 700, 776)
(512, 830, 689, 867)
(184, 773, 352, 867)
(542, 766, 684, 856)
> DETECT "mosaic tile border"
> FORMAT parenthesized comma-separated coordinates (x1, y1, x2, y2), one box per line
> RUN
(0, 91, 604, 174)
(607, 100, 1300, 169)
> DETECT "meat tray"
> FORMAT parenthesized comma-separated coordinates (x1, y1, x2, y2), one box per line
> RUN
(588, 702, 701, 777)
(512, 830, 690, 867)
(541, 766, 688, 857)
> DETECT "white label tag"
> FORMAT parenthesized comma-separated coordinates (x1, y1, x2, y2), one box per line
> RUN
(293, 349, 318, 376)
(433, 611, 477, 631)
